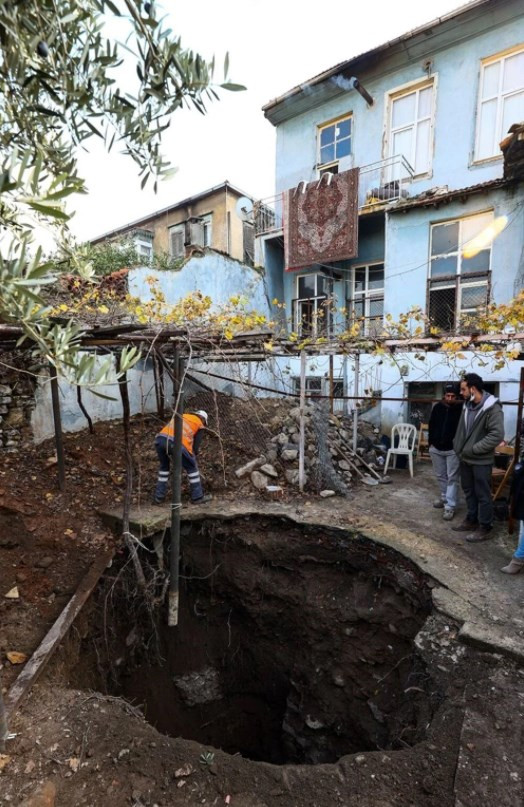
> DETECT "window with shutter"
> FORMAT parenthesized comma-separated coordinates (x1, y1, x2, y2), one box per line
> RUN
(169, 225, 185, 259)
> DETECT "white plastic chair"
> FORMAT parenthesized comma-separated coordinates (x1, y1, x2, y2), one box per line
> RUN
(383, 423, 418, 478)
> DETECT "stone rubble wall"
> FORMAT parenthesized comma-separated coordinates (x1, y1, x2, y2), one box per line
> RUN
(0, 351, 38, 452)
(236, 400, 384, 496)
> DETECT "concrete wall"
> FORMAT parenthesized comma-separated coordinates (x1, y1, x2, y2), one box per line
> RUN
(128, 252, 270, 315)
(31, 253, 272, 441)
(31, 357, 164, 443)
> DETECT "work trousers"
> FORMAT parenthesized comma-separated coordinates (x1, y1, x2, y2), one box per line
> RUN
(154, 435, 204, 502)
(460, 462, 493, 527)
(429, 446, 460, 509)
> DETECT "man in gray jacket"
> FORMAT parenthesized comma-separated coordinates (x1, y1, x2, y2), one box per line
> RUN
(452, 373, 504, 541)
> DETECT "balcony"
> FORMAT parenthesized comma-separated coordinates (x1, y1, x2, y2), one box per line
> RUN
(255, 155, 414, 236)
(254, 195, 283, 236)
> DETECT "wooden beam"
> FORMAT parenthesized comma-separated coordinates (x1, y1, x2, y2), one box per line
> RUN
(4, 548, 114, 719)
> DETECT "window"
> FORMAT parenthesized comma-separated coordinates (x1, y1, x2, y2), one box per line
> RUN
(349, 263, 384, 336)
(203, 215, 212, 247)
(388, 80, 435, 176)
(293, 274, 333, 337)
(292, 377, 344, 411)
(317, 115, 352, 170)
(133, 229, 153, 262)
(476, 46, 524, 161)
(294, 376, 322, 398)
(428, 212, 492, 332)
(169, 224, 185, 259)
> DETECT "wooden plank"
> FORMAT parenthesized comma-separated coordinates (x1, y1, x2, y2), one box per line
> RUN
(5, 548, 114, 719)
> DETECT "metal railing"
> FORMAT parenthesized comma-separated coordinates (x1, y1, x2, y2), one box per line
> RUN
(255, 155, 414, 236)
(254, 195, 284, 236)
(358, 154, 414, 209)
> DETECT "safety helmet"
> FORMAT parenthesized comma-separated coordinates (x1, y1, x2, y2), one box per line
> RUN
(194, 410, 208, 425)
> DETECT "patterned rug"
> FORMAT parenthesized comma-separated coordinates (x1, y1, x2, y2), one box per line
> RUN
(284, 168, 359, 270)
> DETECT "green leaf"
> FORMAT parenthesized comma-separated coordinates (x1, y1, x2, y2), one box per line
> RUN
(219, 82, 246, 92)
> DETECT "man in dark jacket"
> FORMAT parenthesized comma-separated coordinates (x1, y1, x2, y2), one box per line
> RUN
(428, 383, 462, 520)
(452, 373, 504, 541)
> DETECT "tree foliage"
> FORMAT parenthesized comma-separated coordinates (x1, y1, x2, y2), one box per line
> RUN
(0, 0, 241, 383)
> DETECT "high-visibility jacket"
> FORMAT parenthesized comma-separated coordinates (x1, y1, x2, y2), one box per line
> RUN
(160, 414, 204, 455)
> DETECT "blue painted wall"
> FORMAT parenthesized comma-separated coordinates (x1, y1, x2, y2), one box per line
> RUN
(274, 0, 524, 197)
(129, 252, 271, 317)
(385, 187, 524, 319)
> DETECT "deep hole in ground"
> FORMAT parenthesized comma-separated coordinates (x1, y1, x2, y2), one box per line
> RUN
(71, 516, 444, 766)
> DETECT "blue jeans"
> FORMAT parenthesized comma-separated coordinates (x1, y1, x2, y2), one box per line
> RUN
(515, 521, 524, 560)
(154, 435, 204, 501)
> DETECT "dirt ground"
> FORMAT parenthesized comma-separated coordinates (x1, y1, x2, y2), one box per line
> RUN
(1, 407, 523, 806)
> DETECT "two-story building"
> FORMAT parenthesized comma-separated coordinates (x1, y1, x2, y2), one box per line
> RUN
(256, 0, 524, 435)
(92, 180, 256, 266)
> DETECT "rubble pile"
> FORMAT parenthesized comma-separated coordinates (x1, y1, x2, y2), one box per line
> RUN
(234, 401, 385, 497)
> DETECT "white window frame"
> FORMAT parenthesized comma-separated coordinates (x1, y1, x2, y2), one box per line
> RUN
(202, 214, 212, 247)
(428, 211, 493, 331)
(294, 273, 333, 337)
(474, 44, 524, 163)
(349, 262, 384, 336)
(133, 229, 153, 261)
(385, 77, 436, 179)
(317, 114, 353, 173)
(169, 223, 185, 259)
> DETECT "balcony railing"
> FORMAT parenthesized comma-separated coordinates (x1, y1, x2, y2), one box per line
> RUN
(359, 154, 414, 209)
(254, 195, 284, 236)
(255, 154, 414, 236)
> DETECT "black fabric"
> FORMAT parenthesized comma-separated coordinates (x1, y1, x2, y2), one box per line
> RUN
(510, 462, 524, 519)
(428, 401, 462, 452)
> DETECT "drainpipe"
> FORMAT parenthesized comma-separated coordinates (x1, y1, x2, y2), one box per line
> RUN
(168, 348, 184, 627)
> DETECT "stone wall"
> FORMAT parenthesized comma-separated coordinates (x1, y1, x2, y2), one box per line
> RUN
(0, 351, 38, 452)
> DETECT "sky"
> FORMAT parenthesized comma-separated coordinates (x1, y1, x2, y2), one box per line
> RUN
(70, 0, 469, 242)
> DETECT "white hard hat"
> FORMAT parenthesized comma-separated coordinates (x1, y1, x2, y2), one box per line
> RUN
(194, 410, 208, 424)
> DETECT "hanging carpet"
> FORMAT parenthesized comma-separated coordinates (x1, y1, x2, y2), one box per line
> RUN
(284, 168, 359, 270)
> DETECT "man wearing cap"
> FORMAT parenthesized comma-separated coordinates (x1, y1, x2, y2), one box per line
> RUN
(428, 383, 462, 520)
(154, 410, 212, 504)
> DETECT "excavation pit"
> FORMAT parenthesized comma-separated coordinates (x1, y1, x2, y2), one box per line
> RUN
(83, 516, 442, 766)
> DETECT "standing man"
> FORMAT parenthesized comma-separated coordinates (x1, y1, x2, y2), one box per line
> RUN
(154, 410, 212, 505)
(452, 373, 504, 541)
(428, 383, 462, 520)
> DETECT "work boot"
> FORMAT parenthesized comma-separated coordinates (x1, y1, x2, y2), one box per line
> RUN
(466, 524, 493, 543)
(190, 494, 213, 505)
(443, 507, 455, 521)
(433, 499, 445, 509)
(452, 519, 478, 532)
(500, 557, 524, 574)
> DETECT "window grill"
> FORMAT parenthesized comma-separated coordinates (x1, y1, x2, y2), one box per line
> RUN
(427, 273, 490, 334)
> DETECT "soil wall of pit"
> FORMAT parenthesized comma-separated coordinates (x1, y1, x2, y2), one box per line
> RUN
(69, 516, 441, 765)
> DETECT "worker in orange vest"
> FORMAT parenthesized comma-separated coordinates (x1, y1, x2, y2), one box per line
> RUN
(154, 410, 212, 504)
